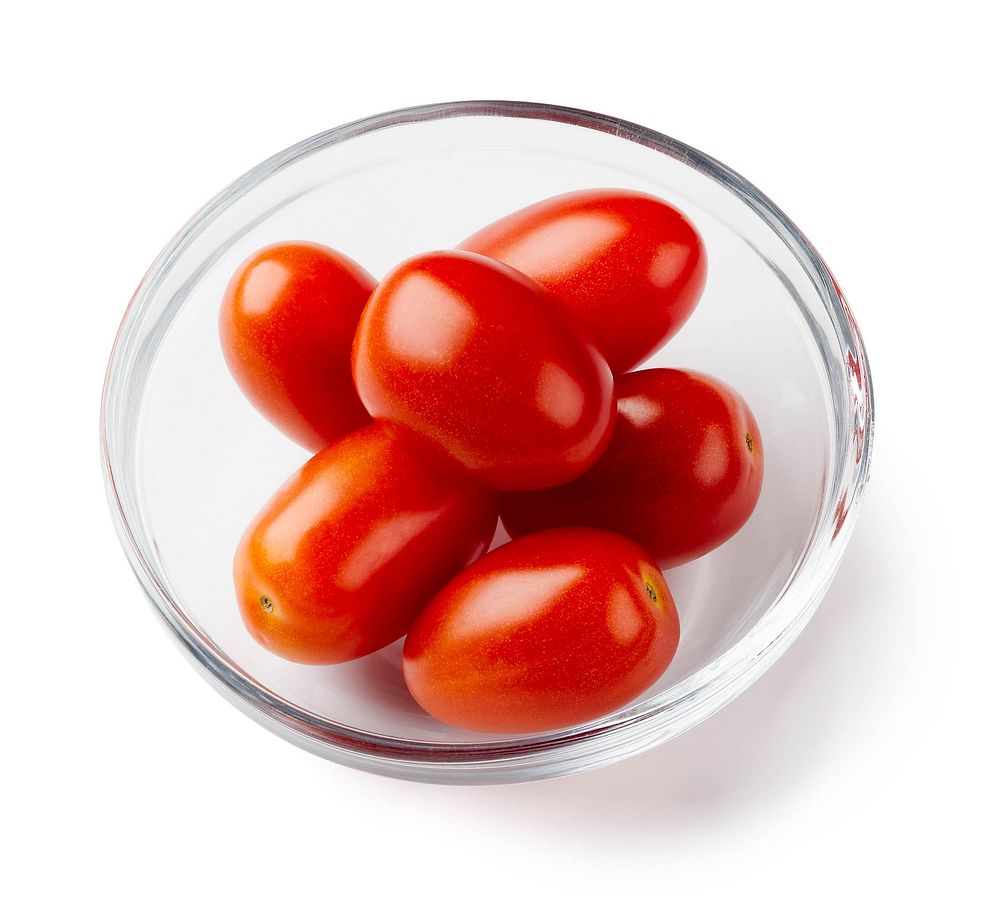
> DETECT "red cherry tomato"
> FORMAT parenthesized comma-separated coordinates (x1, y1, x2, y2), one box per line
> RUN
(403, 528, 679, 733)
(460, 189, 706, 374)
(220, 241, 375, 450)
(234, 423, 498, 664)
(352, 250, 615, 491)
(500, 369, 764, 568)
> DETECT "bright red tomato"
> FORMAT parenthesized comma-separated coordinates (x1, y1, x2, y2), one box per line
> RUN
(500, 369, 764, 568)
(234, 423, 498, 664)
(403, 528, 679, 733)
(220, 241, 375, 450)
(459, 189, 706, 374)
(352, 250, 615, 491)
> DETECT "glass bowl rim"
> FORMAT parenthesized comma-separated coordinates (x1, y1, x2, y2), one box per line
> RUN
(100, 100, 874, 782)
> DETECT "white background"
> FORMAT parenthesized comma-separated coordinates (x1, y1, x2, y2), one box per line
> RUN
(3, 2, 997, 918)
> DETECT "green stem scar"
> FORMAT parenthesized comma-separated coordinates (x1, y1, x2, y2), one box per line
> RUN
(260, 595, 274, 614)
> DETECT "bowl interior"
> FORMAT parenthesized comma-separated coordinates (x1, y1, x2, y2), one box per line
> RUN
(109, 107, 846, 750)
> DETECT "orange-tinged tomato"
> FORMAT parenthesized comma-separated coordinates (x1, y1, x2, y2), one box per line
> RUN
(500, 369, 764, 568)
(234, 423, 498, 664)
(352, 250, 615, 491)
(403, 528, 680, 733)
(460, 189, 706, 374)
(220, 241, 375, 450)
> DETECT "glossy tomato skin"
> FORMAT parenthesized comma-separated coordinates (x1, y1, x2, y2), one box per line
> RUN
(501, 369, 764, 569)
(220, 241, 376, 451)
(352, 250, 615, 491)
(403, 528, 679, 733)
(459, 189, 707, 374)
(234, 423, 498, 665)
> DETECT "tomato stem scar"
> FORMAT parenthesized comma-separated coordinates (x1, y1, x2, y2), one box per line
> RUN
(260, 595, 274, 614)
(645, 581, 658, 603)
(745, 432, 754, 453)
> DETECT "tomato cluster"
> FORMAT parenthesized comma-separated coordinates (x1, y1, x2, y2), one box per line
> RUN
(220, 189, 763, 733)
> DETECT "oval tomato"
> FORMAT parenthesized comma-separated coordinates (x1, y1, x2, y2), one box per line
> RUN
(500, 369, 764, 568)
(352, 250, 615, 491)
(403, 528, 679, 733)
(234, 423, 498, 664)
(220, 241, 375, 450)
(459, 189, 706, 374)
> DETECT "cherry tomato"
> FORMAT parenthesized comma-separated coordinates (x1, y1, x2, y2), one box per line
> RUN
(220, 241, 375, 450)
(403, 528, 679, 733)
(459, 189, 706, 374)
(352, 250, 615, 491)
(500, 369, 764, 568)
(234, 423, 498, 664)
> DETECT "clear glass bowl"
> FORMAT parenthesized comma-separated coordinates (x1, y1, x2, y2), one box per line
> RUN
(101, 101, 874, 784)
